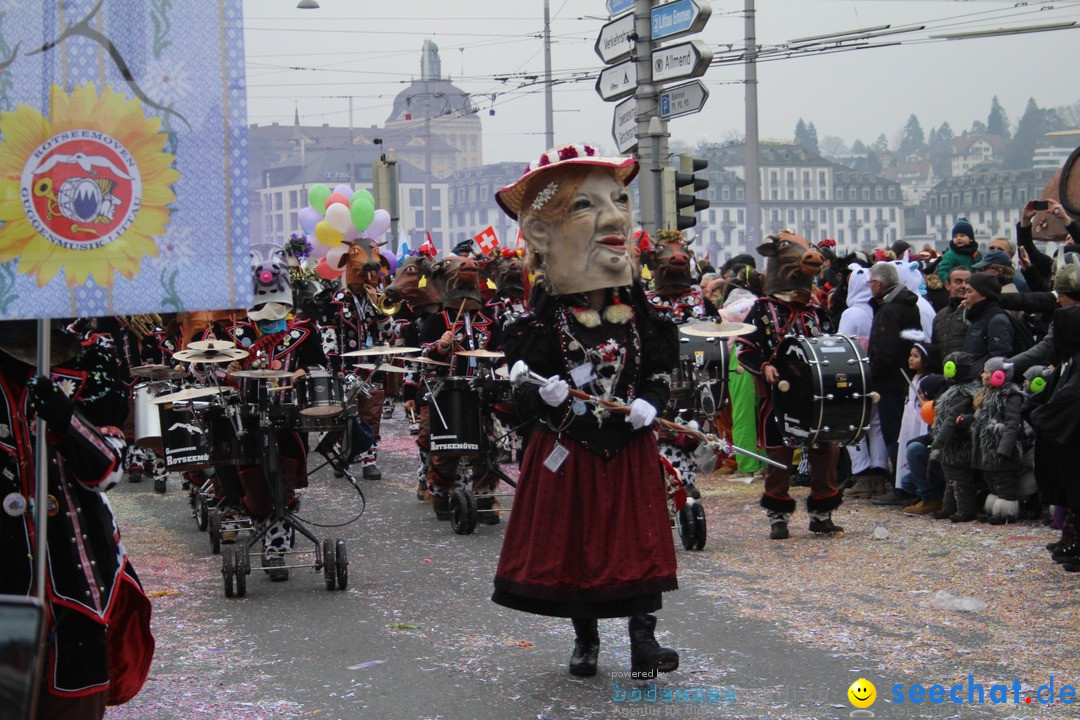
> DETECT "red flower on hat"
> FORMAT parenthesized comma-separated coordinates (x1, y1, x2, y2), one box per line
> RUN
(558, 145, 579, 161)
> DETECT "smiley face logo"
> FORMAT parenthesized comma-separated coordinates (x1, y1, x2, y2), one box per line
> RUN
(848, 678, 877, 708)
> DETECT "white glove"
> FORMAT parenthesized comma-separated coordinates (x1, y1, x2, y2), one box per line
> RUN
(626, 398, 657, 430)
(538, 375, 569, 407)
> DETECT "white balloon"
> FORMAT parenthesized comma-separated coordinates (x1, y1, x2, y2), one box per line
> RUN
(367, 208, 391, 238)
(325, 203, 352, 233)
(326, 245, 349, 270)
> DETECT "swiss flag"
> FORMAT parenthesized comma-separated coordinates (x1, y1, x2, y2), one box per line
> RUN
(418, 231, 437, 257)
(474, 225, 499, 254)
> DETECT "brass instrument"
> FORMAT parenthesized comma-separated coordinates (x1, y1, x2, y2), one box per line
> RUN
(374, 290, 402, 316)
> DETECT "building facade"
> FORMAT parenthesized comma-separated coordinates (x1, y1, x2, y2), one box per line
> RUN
(924, 166, 1055, 247)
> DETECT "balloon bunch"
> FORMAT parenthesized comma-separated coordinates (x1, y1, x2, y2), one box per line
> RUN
(296, 183, 394, 281)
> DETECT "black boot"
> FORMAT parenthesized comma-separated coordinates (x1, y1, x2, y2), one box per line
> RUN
(568, 618, 599, 677)
(808, 513, 845, 537)
(628, 614, 678, 677)
(1051, 536, 1080, 565)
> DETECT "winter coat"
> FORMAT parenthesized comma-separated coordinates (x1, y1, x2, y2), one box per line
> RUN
(969, 384, 1025, 471)
(868, 284, 921, 393)
(960, 299, 1015, 378)
(930, 381, 977, 467)
(936, 240, 981, 284)
(837, 264, 873, 349)
(932, 297, 968, 359)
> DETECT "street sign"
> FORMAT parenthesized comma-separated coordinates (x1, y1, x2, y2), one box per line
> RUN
(595, 59, 638, 102)
(651, 0, 712, 42)
(594, 11, 635, 64)
(611, 96, 638, 154)
(659, 79, 709, 120)
(651, 39, 712, 83)
(606, 0, 635, 16)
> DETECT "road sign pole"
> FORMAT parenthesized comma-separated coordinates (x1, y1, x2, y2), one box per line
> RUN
(635, 0, 665, 240)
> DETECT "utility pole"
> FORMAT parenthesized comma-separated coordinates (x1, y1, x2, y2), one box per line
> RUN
(543, 0, 554, 149)
(743, 0, 761, 254)
(348, 95, 355, 184)
(635, 0, 664, 239)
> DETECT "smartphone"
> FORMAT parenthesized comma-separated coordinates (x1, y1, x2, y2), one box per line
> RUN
(1032, 200, 1049, 211)
(0, 595, 44, 720)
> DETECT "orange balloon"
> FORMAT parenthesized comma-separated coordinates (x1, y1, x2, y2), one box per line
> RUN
(920, 400, 935, 425)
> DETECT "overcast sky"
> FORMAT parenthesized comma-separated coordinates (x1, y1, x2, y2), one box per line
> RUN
(242, 0, 1080, 165)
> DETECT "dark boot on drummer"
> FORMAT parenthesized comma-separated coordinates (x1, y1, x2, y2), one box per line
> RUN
(761, 494, 797, 540)
(568, 618, 599, 676)
(628, 614, 678, 677)
(807, 492, 845, 537)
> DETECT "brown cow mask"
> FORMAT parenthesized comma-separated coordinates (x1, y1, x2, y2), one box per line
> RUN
(756, 231, 824, 301)
(432, 255, 482, 312)
(384, 255, 443, 310)
(336, 240, 390, 294)
(643, 238, 695, 295)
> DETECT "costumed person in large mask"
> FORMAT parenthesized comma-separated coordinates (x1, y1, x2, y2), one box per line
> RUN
(736, 231, 845, 540)
(319, 240, 395, 479)
(221, 243, 328, 580)
(417, 254, 500, 521)
(491, 144, 680, 678)
(0, 320, 154, 718)
(642, 231, 719, 496)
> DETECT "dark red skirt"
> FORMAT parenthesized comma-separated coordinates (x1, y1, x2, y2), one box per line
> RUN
(492, 429, 677, 618)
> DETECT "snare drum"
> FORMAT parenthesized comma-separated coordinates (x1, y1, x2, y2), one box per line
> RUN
(429, 377, 481, 456)
(204, 405, 261, 465)
(772, 334, 871, 447)
(134, 382, 168, 450)
(294, 372, 346, 417)
(159, 402, 211, 471)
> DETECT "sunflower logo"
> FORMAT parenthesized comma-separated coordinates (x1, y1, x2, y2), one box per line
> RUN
(0, 83, 179, 287)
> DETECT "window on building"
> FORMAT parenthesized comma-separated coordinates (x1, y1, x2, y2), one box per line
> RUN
(771, 189, 778, 200)
(837, 209, 844, 222)
(274, 192, 282, 211)
(274, 215, 283, 233)
(838, 229, 845, 243)
(289, 212, 297, 230)
(480, 209, 487, 224)
(431, 188, 441, 205)
(431, 210, 442, 227)
(736, 188, 743, 201)
(875, 187, 883, 200)
(862, 187, 870, 200)
(818, 171, 827, 187)
(889, 208, 896, 222)
(722, 187, 730, 201)
(802, 171, 810, 185)
(737, 209, 744, 223)
(863, 228, 870, 243)
(738, 230, 745, 244)
(410, 189, 423, 205)
(849, 188, 857, 200)
(888, 187, 896, 200)
(835, 189, 843, 200)
(863, 209, 870, 222)
(819, 209, 827, 223)
(770, 170, 778, 187)
(289, 190, 298, 208)
(876, 208, 883, 220)
(415, 211, 424, 227)
(723, 209, 730, 221)
(786, 171, 795, 186)
(803, 189, 810, 200)
(771, 209, 780, 222)
(431, 231, 442, 244)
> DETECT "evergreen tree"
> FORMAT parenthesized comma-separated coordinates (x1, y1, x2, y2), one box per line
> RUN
(851, 138, 868, 154)
(936, 121, 953, 148)
(794, 118, 819, 153)
(1006, 97, 1055, 169)
(872, 134, 889, 153)
(899, 114, 925, 155)
(970, 120, 987, 136)
(987, 96, 1011, 140)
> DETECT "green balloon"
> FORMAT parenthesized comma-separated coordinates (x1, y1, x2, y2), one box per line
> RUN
(350, 189, 374, 207)
(308, 184, 331, 214)
(350, 198, 375, 232)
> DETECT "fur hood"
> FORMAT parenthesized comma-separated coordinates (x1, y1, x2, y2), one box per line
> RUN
(970, 384, 1026, 470)
(930, 381, 977, 466)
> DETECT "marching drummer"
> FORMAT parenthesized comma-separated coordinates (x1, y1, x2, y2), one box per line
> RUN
(417, 254, 502, 522)
(736, 231, 846, 540)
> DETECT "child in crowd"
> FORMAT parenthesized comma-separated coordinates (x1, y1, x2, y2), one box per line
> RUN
(935, 218, 982, 285)
(929, 352, 981, 522)
(901, 374, 949, 516)
(966, 357, 1035, 525)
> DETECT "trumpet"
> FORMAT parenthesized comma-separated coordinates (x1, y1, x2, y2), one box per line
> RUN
(374, 290, 402, 316)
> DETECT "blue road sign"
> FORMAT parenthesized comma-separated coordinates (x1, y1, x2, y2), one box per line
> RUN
(607, 0, 635, 16)
(651, 0, 711, 42)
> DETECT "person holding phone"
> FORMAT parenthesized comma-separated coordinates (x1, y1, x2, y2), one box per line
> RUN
(1015, 197, 1080, 292)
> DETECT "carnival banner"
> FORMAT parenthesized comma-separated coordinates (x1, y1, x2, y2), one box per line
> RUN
(0, 0, 251, 319)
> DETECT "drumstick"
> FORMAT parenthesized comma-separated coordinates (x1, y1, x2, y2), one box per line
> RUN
(269, 385, 293, 392)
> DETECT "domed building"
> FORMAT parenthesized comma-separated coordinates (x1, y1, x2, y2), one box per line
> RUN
(385, 39, 482, 179)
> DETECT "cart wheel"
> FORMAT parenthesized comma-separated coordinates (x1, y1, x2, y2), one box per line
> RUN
(335, 539, 348, 591)
(208, 508, 222, 555)
(195, 495, 209, 532)
(449, 487, 477, 535)
(689, 500, 707, 551)
(222, 546, 235, 598)
(322, 538, 337, 591)
(677, 503, 697, 551)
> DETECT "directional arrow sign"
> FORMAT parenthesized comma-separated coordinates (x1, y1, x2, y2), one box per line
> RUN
(651, 0, 712, 42)
(606, 0, 635, 16)
(596, 59, 637, 102)
(651, 39, 712, 83)
(594, 11, 635, 65)
(611, 96, 638, 154)
(659, 79, 709, 120)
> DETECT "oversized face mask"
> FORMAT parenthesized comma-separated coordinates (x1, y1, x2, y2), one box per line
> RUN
(523, 169, 633, 295)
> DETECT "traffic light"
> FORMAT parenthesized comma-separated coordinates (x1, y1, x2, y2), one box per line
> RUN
(676, 153, 709, 231)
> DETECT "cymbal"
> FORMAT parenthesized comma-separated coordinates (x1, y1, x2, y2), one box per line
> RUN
(679, 321, 756, 339)
(173, 347, 249, 363)
(374, 363, 408, 375)
(403, 356, 451, 367)
(231, 368, 293, 379)
(131, 364, 187, 380)
(340, 345, 421, 357)
(456, 349, 504, 359)
(187, 339, 236, 352)
(152, 386, 230, 404)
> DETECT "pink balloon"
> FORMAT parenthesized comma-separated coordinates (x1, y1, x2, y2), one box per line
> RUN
(298, 207, 322, 234)
(367, 208, 391, 239)
(326, 245, 349, 270)
(333, 184, 353, 199)
(308, 238, 329, 260)
(316, 257, 344, 280)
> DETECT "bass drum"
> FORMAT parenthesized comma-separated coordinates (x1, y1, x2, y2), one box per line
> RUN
(772, 334, 871, 448)
(204, 405, 261, 466)
(429, 378, 481, 456)
(159, 402, 211, 471)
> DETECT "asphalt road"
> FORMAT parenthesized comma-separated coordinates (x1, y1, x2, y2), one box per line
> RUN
(102, 411, 1053, 720)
